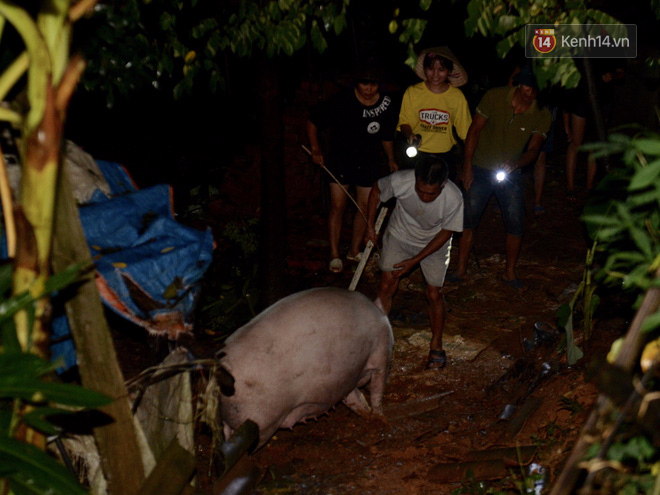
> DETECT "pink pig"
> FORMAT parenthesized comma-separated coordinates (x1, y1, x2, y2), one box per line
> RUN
(218, 287, 393, 449)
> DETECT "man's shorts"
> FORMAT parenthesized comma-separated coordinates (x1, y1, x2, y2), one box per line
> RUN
(326, 159, 382, 188)
(379, 231, 451, 287)
(463, 166, 525, 236)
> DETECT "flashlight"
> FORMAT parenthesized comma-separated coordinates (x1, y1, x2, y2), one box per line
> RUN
(405, 134, 422, 158)
(495, 170, 507, 182)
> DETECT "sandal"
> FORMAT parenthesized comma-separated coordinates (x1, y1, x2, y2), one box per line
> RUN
(346, 252, 362, 262)
(426, 349, 447, 370)
(533, 205, 546, 216)
(445, 272, 465, 284)
(329, 258, 343, 273)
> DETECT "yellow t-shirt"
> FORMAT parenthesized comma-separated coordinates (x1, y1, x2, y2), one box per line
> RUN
(397, 82, 472, 153)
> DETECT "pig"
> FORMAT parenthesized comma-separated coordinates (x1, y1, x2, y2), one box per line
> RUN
(217, 287, 393, 449)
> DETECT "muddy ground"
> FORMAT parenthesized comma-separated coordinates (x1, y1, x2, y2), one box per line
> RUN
(112, 150, 630, 494)
(245, 165, 627, 495)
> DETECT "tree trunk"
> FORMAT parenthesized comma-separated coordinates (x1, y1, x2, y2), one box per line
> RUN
(583, 57, 613, 171)
(257, 58, 288, 309)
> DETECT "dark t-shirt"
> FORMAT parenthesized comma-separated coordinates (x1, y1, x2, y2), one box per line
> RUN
(308, 88, 398, 169)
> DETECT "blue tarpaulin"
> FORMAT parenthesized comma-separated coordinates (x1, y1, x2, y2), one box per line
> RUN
(47, 160, 214, 371)
(79, 160, 214, 338)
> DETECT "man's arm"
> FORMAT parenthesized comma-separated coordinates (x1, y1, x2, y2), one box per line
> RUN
(503, 133, 545, 173)
(399, 124, 415, 144)
(305, 120, 324, 166)
(381, 140, 398, 172)
(462, 113, 488, 190)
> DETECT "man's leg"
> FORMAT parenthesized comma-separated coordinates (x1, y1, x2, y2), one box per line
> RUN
(586, 152, 597, 192)
(375, 270, 399, 315)
(503, 234, 523, 282)
(328, 183, 348, 260)
(534, 151, 546, 208)
(566, 113, 586, 194)
(454, 169, 491, 279)
(426, 285, 445, 352)
(455, 228, 473, 278)
(496, 170, 525, 284)
(348, 186, 370, 259)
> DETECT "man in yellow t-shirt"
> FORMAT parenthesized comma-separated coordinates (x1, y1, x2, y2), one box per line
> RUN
(397, 46, 472, 181)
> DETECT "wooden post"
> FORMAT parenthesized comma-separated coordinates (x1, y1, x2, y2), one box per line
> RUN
(51, 168, 145, 495)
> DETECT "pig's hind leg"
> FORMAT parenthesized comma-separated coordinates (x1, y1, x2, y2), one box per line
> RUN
(342, 388, 372, 417)
(365, 367, 387, 415)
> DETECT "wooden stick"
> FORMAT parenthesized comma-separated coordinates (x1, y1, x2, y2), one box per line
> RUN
(301, 144, 368, 226)
(0, 148, 16, 257)
(349, 206, 387, 291)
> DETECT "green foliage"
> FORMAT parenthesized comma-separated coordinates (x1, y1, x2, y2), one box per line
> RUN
(585, 437, 658, 493)
(582, 131, 660, 326)
(607, 436, 655, 464)
(201, 218, 259, 336)
(462, 0, 622, 89)
(451, 469, 510, 494)
(556, 242, 599, 365)
(1, 437, 88, 495)
(0, 262, 112, 494)
(558, 395, 584, 415)
(80, 0, 356, 101)
(574, 129, 660, 493)
(554, 130, 660, 366)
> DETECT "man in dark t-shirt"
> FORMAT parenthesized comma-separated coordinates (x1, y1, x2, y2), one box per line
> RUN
(306, 65, 398, 273)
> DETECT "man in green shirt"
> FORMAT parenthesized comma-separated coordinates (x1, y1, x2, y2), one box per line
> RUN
(452, 65, 551, 289)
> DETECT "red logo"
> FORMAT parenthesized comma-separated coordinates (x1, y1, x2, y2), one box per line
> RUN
(533, 28, 556, 54)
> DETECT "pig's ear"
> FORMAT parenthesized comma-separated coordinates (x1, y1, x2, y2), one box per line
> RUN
(374, 297, 386, 315)
(216, 364, 236, 396)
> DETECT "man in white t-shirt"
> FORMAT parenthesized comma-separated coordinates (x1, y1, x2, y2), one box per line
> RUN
(365, 157, 463, 369)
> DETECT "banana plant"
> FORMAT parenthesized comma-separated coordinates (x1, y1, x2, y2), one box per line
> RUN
(557, 241, 600, 365)
(0, 261, 112, 495)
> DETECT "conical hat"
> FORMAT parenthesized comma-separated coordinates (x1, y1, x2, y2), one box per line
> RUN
(414, 46, 468, 88)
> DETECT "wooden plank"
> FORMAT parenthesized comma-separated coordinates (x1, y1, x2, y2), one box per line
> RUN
(385, 391, 455, 421)
(464, 445, 537, 463)
(52, 169, 145, 495)
(213, 455, 263, 495)
(137, 438, 196, 495)
(501, 396, 543, 440)
(428, 446, 537, 483)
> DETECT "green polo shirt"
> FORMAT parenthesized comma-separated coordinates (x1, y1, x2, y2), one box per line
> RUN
(472, 87, 551, 171)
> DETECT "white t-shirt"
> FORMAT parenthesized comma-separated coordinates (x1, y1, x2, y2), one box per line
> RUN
(378, 169, 463, 248)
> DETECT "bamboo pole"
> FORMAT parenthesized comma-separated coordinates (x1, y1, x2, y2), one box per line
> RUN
(348, 206, 387, 291)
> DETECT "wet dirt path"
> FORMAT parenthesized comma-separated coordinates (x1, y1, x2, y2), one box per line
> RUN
(248, 162, 626, 494)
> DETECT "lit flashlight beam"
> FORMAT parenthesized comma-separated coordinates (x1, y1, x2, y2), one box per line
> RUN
(405, 134, 421, 158)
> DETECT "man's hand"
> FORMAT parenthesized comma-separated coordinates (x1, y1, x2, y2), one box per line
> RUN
(502, 160, 517, 174)
(311, 148, 324, 166)
(391, 258, 417, 278)
(388, 158, 399, 173)
(364, 224, 378, 246)
(462, 165, 474, 191)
